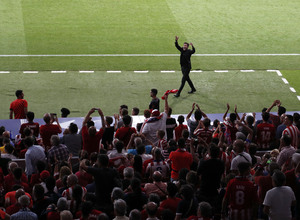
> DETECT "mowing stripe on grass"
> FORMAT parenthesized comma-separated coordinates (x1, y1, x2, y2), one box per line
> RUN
(282, 78, 289, 84)
(1, 54, 300, 57)
(51, 71, 67, 73)
(0, 71, 10, 73)
(79, 71, 94, 73)
(290, 87, 296, 93)
(23, 71, 38, 74)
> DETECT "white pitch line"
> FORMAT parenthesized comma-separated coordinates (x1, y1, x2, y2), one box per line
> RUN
(297, 96, 300, 101)
(134, 71, 149, 73)
(0, 53, 300, 57)
(240, 70, 254, 72)
(79, 71, 94, 73)
(190, 70, 202, 73)
(51, 71, 66, 73)
(0, 71, 10, 73)
(107, 71, 122, 73)
(161, 70, 175, 73)
(282, 78, 289, 84)
(214, 70, 229, 73)
(290, 87, 296, 93)
(276, 70, 282, 76)
(23, 71, 38, 74)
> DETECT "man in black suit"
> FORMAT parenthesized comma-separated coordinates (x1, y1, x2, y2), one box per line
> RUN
(174, 36, 196, 97)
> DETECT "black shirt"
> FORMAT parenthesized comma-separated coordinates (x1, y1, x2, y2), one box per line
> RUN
(166, 117, 177, 140)
(87, 166, 119, 206)
(149, 98, 160, 110)
(197, 158, 225, 196)
(102, 127, 115, 149)
(175, 41, 195, 69)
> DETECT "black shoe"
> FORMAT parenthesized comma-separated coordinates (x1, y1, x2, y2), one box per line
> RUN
(188, 90, 196, 94)
(174, 93, 180, 97)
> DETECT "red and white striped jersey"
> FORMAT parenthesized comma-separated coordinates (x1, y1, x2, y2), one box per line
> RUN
(157, 138, 168, 150)
(282, 125, 300, 148)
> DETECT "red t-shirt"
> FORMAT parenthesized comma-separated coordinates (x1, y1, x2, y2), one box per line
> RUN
(159, 197, 182, 213)
(254, 175, 273, 204)
(270, 114, 281, 129)
(19, 122, 40, 137)
(256, 123, 275, 149)
(115, 127, 137, 146)
(6, 203, 21, 216)
(4, 173, 29, 192)
(5, 191, 33, 207)
(175, 124, 188, 141)
(40, 124, 61, 148)
(10, 99, 28, 119)
(224, 177, 258, 220)
(169, 149, 193, 180)
(82, 126, 104, 155)
(75, 171, 93, 187)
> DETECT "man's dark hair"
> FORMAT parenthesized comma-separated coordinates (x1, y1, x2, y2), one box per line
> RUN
(132, 107, 140, 115)
(282, 134, 292, 146)
(183, 42, 189, 47)
(15, 90, 23, 98)
(151, 89, 158, 96)
(177, 138, 185, 149)
(262, 112, 270, 122)
(179, 184, 194, 200)
(278, 106, 286, 116)
(194, 109, 202, 121)
(123, 115, 132, 126)
(213, 119, 219, 128)
(229, 113, 237, 123)
(167, 182, 178, 197)
(87, 120, 95, 128)
(121, 108, 128, 117)
(178, 115, 185, 124)
(182, 129, 189, 139)
(131, 178, 142, 193)
(246, 115, 254, 126)
(98, 154, 109, 167)
(13, 167, 23, 180)
(203, 118, 211, 128)
(5, 144, 14, 154)
(116, 141, 124, 153)
(293, 113, 300, 122)
(36, 160, 46, 173)
(106, 116, 113, 125)
(237, 162, 251, 175)
(45, 176, 56, 192)
(69, 123, 78, 134)
(272, 170, 286, 187)
(262, 108, 268, 113)
(0, 126, 5, 135)
(136, 145, 145, 155)
(210, 145, 220, 158)
(23, 127, 32, 137)
(24, 137, 34, 147)
(120, 105, 128, 110)
(26, 112, 35, 121)
(61, 108, 70, 117)
(286, 115, 293, 123)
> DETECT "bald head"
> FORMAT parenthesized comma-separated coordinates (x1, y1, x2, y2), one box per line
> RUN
(67, 174, 78, 187)
(9, 162, 18, 172)
(152, 171, 162, 182)
(15, 189, 25, 200)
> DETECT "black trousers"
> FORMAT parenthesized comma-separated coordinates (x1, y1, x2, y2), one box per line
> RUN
(177, 66, 196, 94)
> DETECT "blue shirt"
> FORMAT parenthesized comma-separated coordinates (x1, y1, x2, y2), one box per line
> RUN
(11, 208, 38, 220)
(25, 145, 46, 176)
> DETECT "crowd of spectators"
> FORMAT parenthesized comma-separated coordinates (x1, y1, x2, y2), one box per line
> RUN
(1, 89, 300, 220)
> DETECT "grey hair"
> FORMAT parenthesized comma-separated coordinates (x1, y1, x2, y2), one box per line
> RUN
(57, 197, 68, 211)
(123, 167, 134, 179)
(18, 195, 30, 207)
(292, 153, 300, 165)
(112, 187, 124, 201)
(114, 199, 127, 216)
(198, 202, 212, 218)
(134, 137, 143, 146)
(51, 135, 60, 146)
(129, 209, 141, 220)
(60, 210, 73, 220)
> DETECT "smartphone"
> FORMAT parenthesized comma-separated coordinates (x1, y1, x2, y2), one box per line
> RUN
(50, 113, 57, 119)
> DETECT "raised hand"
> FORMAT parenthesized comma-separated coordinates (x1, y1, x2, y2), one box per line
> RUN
(234, 105, 237, 113)
(175, 36, 179, 41)
(226, 103, 230, 110)
(190, 42, 193, 47)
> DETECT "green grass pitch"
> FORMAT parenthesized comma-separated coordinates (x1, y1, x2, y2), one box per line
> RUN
(0, 71, 299, 119)
(0, 0, 299, 119)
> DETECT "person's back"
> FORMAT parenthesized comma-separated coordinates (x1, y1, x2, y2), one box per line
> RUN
(62, 133, 82, 156)
(25, 139, 46, 176)
(10, 90, 28, 119)
(256, 122, 275, 149)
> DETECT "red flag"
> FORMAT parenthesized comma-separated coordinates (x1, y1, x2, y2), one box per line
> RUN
(162, 89, 178, 99)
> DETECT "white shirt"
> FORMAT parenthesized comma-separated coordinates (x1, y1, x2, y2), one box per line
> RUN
(263, 186, 296, 220)
(230, 151, 252, 171)
(142, 112, 167, 146)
